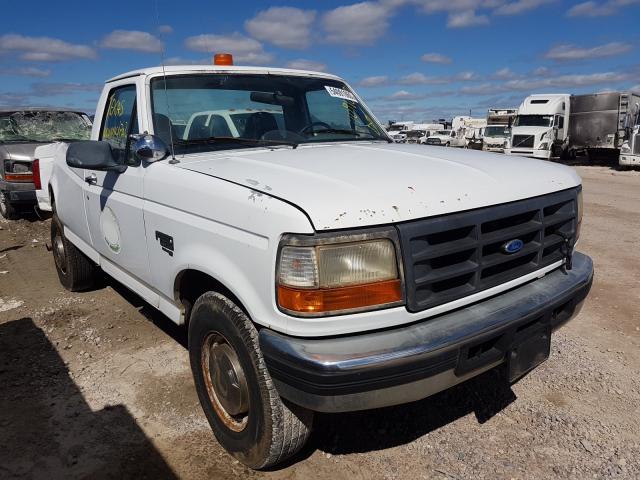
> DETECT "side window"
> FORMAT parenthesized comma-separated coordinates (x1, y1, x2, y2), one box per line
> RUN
(558, 116, 564, 129)
(100, 85, 138, 166)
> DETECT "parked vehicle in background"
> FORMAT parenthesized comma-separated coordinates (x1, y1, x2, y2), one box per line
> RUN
(46, 59, 592, 469)
(620, 97, 640, 166)
(507, 94, 570, 160)
(404, 129, 426, 144)
(484, 109, 516, 152)
(620, 124, 640, 166)
(483, 125, 511, 152)
(567, 91, 640, 162)
(425, 129, 457, 146)
(0, 108, 91, 219)
(183, 108, 285, 140)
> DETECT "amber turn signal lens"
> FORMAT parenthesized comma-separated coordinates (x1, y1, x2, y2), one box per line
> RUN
(4, 173, 34, 182)
(277, 279, 402, 314)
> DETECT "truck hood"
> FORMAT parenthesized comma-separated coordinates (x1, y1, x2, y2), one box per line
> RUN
(177, 142, 581, 230)
(0, 142, 40, 161)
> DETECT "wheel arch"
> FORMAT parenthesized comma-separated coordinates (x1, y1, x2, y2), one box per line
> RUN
(174, 268, 249, 326)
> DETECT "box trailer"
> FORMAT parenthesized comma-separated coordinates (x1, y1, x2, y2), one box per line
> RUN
(568, 91, 640, 161)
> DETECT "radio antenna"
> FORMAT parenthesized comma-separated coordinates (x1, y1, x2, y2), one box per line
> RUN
(155, 0, 177, 163)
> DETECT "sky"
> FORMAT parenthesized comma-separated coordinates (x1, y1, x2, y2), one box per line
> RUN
(1, 0, 639, 123)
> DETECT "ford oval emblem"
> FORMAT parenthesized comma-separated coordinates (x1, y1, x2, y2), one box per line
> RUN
(502, 239, 524, 254)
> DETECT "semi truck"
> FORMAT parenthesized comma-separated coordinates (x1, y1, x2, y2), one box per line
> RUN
(507, 92, 640, 163)
(484, 108, 516, 153)
(620, 99, 640, 166)
(507, 94, 570, 160)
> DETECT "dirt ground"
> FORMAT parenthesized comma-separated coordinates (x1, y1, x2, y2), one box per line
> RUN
(1, 166, 639, 480)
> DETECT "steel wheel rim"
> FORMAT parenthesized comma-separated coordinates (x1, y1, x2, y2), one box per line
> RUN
(201, 331, 250, 432)
(52, 227, 67, 273)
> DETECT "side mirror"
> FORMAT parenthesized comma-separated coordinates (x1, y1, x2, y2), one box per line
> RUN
(131, 134, 169, 163)
(66, 141, 127, 173)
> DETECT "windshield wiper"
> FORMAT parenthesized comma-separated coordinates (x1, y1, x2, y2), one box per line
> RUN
(309, 127, 363, 136)
(175, 136, 298, 149)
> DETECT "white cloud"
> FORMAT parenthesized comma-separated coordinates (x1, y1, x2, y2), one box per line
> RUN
(389, 90, 423, 100)
(358, 75, 390, 87)
(101, 30, 164, 53)
(494, 0, 555, 15)
(29, 82, 102, 97)
(0, 34, 96, 61)
(567, 0, 640, 16)
(0, 67, 50, 77)
(399, 72, 449, 85)
(544, 42, 632, 61)
(245, 7, 316, 49)
(459, 83, 498, 94)
(284, 59, 328, 72)
(164, 56, 209, 65)
(184, 32, 274, 64)
(322, 2, 394, 45)
(420, 52, 452, 64)
(504, 71, 630, 90)
(532, 66, 551, 76)
(157, 25, 173, 34)
(493, 67, 517, 79)
(447, 10, 489, 27)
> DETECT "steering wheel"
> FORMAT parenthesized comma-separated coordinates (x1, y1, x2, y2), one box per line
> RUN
(299, 121, 332, 135)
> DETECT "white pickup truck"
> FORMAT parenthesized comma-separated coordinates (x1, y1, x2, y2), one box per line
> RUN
(46, 61, 594, 469)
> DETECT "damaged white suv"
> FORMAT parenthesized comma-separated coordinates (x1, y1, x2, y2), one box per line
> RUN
(47, 61, 593, 469)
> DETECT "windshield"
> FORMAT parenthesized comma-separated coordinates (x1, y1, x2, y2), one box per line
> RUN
(151, 74, 389, 153)
(513, 115, 553, 127)
(484, 125, 510, 137)
(0, 111, 91, 143)
(405, 130, 425, 138)
(436, 130, 450, 135)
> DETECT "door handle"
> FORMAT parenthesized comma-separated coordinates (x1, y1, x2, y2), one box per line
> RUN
(85, 173, 97, 185)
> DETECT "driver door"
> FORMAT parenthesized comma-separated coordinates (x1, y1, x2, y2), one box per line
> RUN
(83, 83, 152, 285)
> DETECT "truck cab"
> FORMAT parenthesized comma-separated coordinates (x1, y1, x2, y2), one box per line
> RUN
(507, 94, 570, 160)
(47, 60, 593, 469)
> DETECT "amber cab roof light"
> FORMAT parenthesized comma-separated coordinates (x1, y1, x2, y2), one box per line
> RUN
(214, 53, 234, 66)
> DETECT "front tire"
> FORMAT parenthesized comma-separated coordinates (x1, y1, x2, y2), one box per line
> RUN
(188, 292, 313, 469)
(0, 191, 19, 220)
(51, 213, 97, 291)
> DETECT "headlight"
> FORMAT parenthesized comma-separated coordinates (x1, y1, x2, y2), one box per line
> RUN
(621, 143, 631, 153)
(277, 231, 403, 316)
(539, 142, 549, 150)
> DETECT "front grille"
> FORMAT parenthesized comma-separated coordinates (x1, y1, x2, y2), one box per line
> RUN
(427, 138, 441, 145)
(634, 134, 640, 155)
(397, 188, 579, 312)
(512, 135, 534, 148)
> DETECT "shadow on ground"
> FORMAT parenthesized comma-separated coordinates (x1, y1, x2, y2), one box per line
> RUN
(306, 368, 516, 458)
(0, 317, 178, 479)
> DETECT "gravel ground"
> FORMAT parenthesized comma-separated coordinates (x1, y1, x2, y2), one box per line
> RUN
(1, 165, 639, 479)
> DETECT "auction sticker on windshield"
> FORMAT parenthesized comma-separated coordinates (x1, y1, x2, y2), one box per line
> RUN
(325, 86, 358, 102)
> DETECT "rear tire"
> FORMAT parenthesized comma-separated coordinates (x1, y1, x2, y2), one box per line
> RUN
(0, 191, 19, 220)
(51, 213, 97, 291)
(188, 292, 313, 469)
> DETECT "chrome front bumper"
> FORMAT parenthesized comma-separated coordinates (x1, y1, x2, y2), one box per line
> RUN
(260, 253, 593, 413)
